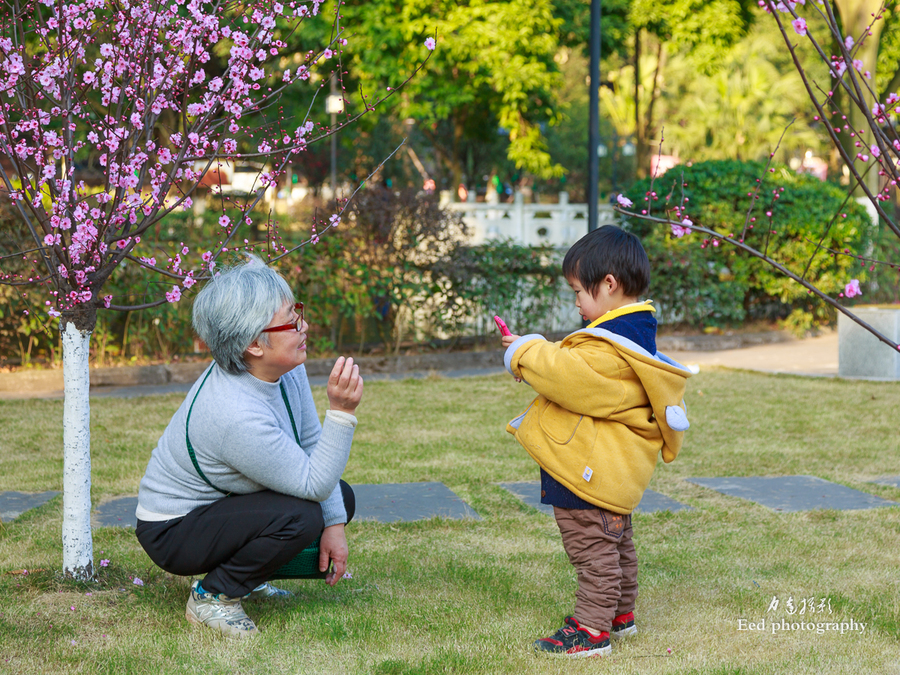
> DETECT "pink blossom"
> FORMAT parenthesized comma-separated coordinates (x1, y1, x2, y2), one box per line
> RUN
(103, 295, 112, 308)
(133, 578, 144, 587)
(166, 286, 182, 303)
(219, 215, 231, 228)
(616, 194, 633, 208)
(792, 18, 807, 36)
(99, 559, 110, 568)
(425, 37, 436, 51)
(844, 279, 862, 298)
(670, 222, 691, 238)
(329, 214, 341, 227)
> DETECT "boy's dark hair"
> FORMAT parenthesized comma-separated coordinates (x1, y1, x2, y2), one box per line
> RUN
(562, 225, 650, 298)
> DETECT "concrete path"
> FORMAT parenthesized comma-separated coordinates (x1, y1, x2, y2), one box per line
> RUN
(665, 330, 838, 377)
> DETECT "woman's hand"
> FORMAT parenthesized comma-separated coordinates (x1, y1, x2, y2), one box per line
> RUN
(327, 356, 363, 415)
(319, 523, 349, 586)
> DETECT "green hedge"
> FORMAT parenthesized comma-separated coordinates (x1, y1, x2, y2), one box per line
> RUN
(0, 189, 564, 367)
(624, 159, 871, 330)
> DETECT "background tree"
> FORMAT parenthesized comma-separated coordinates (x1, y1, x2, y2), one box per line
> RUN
(619, 0, 900, 350)
(661, 21, 828, 163)
(623, 0, 758, 176)
(0, 0, 430, 580)
(306, 0, 567, 193)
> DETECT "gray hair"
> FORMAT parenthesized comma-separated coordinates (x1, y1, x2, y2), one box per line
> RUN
(192, 255, 294, 374)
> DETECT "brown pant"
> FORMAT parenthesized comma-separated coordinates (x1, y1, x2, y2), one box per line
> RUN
(554, 506, 638, 632)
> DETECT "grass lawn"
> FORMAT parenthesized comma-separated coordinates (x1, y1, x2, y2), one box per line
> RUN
(0, 368, 899, 674)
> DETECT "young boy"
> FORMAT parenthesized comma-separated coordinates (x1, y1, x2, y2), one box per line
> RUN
(500, 225, 692, 658)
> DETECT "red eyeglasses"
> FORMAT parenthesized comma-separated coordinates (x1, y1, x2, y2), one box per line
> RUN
(261, 302, 305, 333)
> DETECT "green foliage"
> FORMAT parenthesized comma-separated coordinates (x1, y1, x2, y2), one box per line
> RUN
(859, 220, 900, 305)
(430, 239, 564, 337)
(0, 188, 567, 366)
(282, 187, 469, 354)
(553, 0, 631, 60)
(0, 197, 59, 366)
(625, 159, 871, 329)
(332, 0, 566, 180)
(877, 7, 900, 100)
(660, 17, 829, 163)
(630, 0, 757, 72)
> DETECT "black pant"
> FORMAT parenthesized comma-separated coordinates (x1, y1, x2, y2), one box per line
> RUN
(135, 481, 355, 597)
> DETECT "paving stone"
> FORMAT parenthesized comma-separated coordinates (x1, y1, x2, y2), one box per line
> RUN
(870, 476, 900, 489)
(93, 496, 138, 528)
(687, 475, 899, 512)
(0, 490, 60, 521)
(353, 482, 481, 523)
(497, 481, 692, 516)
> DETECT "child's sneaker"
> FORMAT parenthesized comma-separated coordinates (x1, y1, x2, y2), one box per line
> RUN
(533, 617, 611, 658)
(185, 580, 258, 638)
(611, 611, 637, 639)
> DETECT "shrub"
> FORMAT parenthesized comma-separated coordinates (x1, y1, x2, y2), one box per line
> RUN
(430, 239, 564, 338)
(624, 159, 871, 331)
(283, 187, 469, 354)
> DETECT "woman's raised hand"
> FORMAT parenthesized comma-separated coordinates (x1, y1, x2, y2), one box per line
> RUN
(327, 356, 363, 415)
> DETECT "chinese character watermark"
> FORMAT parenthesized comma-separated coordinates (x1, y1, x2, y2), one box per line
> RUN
(766, 595, 833, 616)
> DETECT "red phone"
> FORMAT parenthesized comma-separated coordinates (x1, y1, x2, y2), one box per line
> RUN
(494, 315, 511, 337)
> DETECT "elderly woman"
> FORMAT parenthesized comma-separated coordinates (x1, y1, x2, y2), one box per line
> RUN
(134, 256, 362, 639)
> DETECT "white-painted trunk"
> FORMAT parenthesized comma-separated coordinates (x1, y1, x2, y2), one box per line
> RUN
(61, 321, 94, 581)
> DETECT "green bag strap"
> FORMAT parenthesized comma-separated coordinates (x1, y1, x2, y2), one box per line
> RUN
(186, 366, 229, 495)
(279, 382, 301, 445)
(185, 367, 300, 495)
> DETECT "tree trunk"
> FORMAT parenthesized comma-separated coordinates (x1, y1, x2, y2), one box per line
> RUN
(61, 320, 94, 581)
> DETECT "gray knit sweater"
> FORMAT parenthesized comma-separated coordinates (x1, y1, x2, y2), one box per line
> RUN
(136, 363, 355, 528)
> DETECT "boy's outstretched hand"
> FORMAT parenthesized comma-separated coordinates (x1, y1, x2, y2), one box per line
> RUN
(500, 333, 523, 382)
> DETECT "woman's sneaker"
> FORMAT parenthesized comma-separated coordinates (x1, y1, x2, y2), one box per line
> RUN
(611, 611, 637, 639)
(185, 580, 258, 638)
(533, 617, 611, 658)
(244, 582, 294, 601)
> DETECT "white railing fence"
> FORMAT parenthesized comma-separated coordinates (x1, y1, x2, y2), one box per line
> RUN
(443, 191, 618, 248)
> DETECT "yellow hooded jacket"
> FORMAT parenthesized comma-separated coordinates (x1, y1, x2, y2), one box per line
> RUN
(505, 305, 692, 515)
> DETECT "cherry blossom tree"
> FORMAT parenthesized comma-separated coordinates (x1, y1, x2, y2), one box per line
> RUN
(617, 0, 900, 352)
(0, 0, 433, 580)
